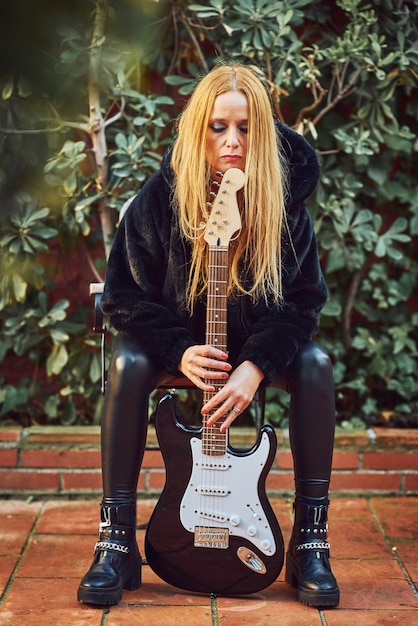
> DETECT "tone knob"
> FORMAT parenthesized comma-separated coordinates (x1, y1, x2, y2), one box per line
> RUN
(261, 539, 272, 551)
(247, 525, 257, 537)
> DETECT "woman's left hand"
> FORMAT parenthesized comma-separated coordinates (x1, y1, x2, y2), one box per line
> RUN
(202, 360, 264, 433)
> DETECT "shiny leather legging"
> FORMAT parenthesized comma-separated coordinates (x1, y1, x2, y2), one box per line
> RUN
(101, 335, 336, 505)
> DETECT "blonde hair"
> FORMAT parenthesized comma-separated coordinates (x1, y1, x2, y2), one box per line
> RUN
(171, 63, 288, 312)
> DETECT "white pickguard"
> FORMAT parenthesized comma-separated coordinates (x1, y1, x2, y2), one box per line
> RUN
(180, 431, 277, 556)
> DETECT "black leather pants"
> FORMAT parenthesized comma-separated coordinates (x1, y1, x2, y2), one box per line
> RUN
(101, 335, 335, 504)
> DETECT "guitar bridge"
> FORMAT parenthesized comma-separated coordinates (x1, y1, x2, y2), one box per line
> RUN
(194, 526, 229, 549)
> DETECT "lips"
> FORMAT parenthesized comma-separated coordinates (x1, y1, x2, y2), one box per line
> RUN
(221, 154, 242, 161)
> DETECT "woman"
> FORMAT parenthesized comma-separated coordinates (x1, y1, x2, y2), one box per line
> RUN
(77, 63, 340, 608)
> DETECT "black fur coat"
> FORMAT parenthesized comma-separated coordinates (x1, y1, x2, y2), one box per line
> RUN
(101, 122, 328, 385)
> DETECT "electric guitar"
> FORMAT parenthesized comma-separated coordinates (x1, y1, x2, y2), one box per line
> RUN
(145, 168, 284, 595)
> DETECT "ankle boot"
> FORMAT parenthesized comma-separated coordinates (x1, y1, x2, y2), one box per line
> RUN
(77, 502, 142, 605)
(285, 496, 340, 607)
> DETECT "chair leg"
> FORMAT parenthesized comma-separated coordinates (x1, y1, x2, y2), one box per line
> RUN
(254, 388, 266, 429)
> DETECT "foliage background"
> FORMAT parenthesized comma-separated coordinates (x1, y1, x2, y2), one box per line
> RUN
(0, 0, 417, 429)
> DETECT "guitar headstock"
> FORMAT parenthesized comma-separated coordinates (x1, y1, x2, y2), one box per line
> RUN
(204, 168, 245, 247)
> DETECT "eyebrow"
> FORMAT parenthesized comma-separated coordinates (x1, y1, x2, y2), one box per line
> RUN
(209, 118, 249, 124)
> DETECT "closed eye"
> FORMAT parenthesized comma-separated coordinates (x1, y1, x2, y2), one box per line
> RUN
(209, 123, 248, 134)
(209, 123, 227, 133)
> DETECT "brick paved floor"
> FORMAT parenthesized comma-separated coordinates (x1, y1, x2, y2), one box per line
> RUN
(1, 497, 417, 625)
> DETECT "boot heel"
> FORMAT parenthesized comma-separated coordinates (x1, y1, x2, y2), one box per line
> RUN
(123, 558, 142, 591)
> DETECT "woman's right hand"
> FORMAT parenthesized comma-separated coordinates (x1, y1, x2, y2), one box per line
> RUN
(179, 345, 232, 391)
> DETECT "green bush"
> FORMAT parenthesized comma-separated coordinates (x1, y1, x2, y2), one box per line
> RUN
(0, 0, 417, 428)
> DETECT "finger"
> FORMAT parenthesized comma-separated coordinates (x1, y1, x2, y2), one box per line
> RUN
(197, 356, 232, 373)
(200, 346, 229, 360)
(188, 374, 216, 392)
(202, 385, 248, 415)
(219, 414, 235, 433)
(190, 366, 230, 383)
(205, 402, 242, 426)
(185, 356, 231, 376)
(212, 406, 242, 433)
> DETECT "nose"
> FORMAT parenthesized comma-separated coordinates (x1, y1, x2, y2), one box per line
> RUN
(226, 126, 240, 148)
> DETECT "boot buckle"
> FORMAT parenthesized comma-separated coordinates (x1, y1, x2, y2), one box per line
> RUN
(94, 541, 129, 554)
(296, 541, 330, 552)
(99, 507, 112, 531)
(300, 523, 328, 534)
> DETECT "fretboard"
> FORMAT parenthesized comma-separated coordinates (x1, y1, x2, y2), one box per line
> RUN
(201, 244, 228, 456)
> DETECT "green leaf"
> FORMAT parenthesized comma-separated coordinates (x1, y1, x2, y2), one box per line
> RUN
(133, 116, 149, 126)
(49, 328, 70, 342)
(188, 4, 221, 18)
(89, 354, 102, 383)
(322, 300, 342, 317)
(46, 344, 69, 376)
(61, 399, 77, 425)
(2, 75, 14, 99)
(45, 395, 60, 418)
(75, 193, 105, 211)
(12, 275, 27, 302)
(165, 75, 194, 86)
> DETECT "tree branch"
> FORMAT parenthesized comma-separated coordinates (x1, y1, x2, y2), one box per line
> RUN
(311, 67, 362, 128)
(294, 80, 326, 127)
(88, 0, 114, 260)
(104, 97, 125, 128)
(85, 247, 105, 283)
(180, 12, 209, 73)
(343, 267, 364, 349)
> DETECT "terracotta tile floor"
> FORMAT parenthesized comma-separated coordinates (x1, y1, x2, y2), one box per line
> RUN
(1, 497, 417, 625)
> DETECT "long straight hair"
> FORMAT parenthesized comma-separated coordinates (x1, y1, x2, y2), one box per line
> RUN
(171, 63, 288, 312)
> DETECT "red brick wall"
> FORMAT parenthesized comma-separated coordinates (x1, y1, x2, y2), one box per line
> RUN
(1, 426, 417, 498)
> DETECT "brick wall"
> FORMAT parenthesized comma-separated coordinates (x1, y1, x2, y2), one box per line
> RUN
(0, 425, 417, 498)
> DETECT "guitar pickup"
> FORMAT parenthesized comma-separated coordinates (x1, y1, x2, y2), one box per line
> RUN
(196, 486, 230, 496)
(195, 510, 228, 523)
(197, 460, 231, 471)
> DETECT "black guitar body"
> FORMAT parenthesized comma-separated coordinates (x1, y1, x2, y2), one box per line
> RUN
(145, 393, 284, 596)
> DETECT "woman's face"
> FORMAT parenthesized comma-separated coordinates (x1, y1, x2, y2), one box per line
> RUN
(205, 90, 248, 176)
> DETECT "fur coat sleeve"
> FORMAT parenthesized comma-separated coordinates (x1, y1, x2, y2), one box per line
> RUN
(101, 123, 328, 384)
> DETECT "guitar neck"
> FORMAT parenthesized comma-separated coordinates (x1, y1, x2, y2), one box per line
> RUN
(202, 245, 228, 456)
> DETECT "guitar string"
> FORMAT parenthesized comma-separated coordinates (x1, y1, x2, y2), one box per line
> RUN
(200, 173, 243, 543)
(201, 246, 228, 537)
